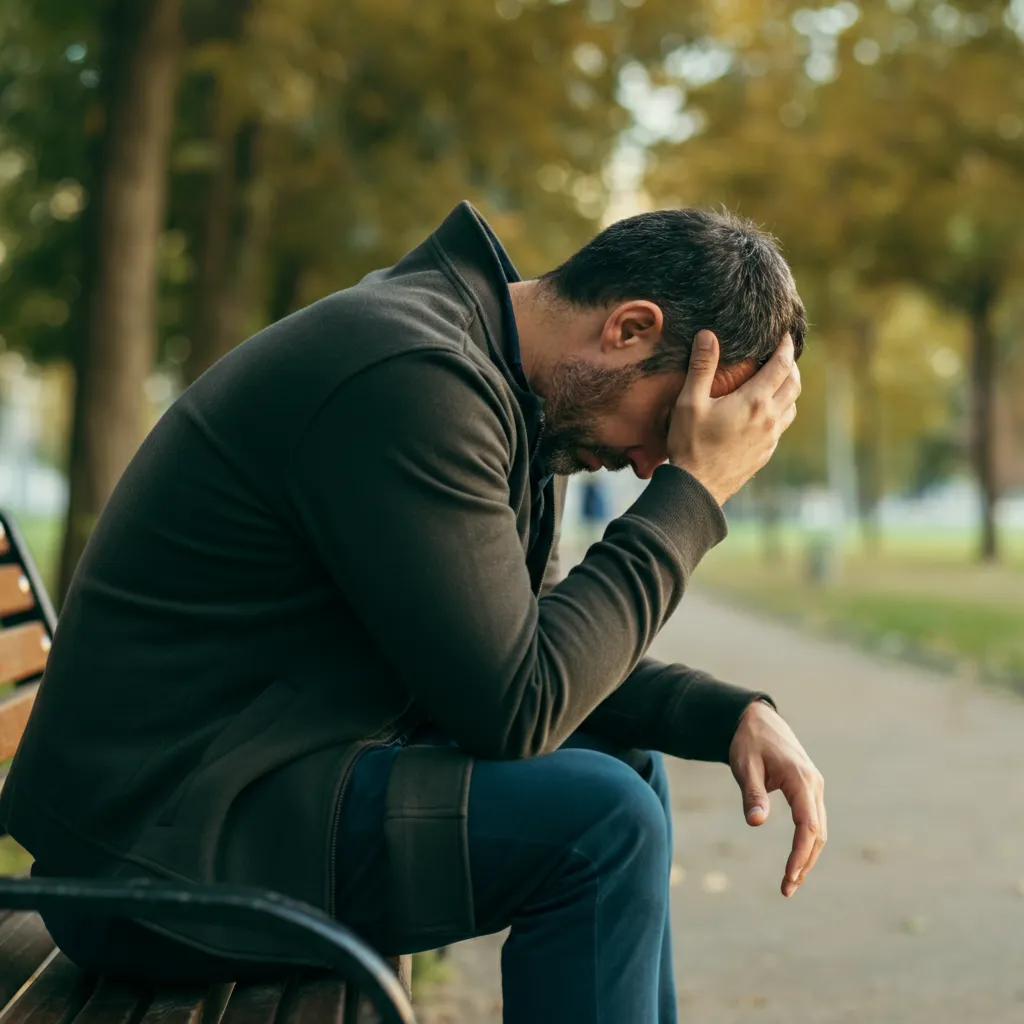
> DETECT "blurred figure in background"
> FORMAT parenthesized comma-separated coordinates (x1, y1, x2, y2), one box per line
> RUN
(579, 474, 610, 550)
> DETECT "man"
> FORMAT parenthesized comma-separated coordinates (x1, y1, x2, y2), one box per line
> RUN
(2, 201, 825, 1022)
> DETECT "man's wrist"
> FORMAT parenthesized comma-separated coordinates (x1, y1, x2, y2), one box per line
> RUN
(730, 695, 777, 762)
(745, 694, 778, 722)
(666, 458, 724, 507)
(734, 693, 778, 736)
(620, 464, 728, 569)
(657, 673, 775, 763)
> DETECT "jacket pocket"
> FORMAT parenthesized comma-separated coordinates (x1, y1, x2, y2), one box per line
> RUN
(384, 743, 476, 945)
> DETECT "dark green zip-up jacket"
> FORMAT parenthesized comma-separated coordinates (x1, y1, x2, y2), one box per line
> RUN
(1, 202, 767, 961)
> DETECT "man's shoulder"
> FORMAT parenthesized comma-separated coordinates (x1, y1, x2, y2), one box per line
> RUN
(174, 265, 514, 485)
(203, 258, 490, 399)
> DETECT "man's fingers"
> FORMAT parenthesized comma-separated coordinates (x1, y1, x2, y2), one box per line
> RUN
(800, 831, 827, 882)
(799, 783, 829, 881)
(736, 757, 771, 827)
(782, 823, 818, 897)
(772, 363, 801, 408)
(778, 401, 798, 435)
(682, 330, 720, 400)
(738, 333, 795, 400)
(782, 784, 820, 897)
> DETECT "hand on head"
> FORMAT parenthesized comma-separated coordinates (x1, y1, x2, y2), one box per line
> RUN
(667, 330, 801, 506)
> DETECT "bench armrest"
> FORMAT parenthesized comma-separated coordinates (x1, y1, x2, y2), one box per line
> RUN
(0, 875, 415, 1024)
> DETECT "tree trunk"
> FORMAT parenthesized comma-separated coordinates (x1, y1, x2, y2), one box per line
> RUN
(219, 123, 270, 350)
(969, 285, 999, 562)
(852, 319, 882, 554)
(58, 0, 184, 602)
(182, 89, 237, 385)
(268, 253, 307, 325)
(184, 120, 267, 383)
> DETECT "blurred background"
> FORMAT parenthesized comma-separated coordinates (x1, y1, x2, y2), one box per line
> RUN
(1, 0, 1023, 1020)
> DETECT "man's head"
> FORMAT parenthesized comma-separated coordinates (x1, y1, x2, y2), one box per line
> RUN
(511, 208, 806, 478)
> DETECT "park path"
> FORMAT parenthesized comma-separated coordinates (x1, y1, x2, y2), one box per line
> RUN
(417, 588, 1024, 1023)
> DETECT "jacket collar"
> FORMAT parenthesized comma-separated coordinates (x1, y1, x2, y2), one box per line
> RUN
(431, 202, 544, 424)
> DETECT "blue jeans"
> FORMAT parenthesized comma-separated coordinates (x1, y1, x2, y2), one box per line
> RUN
(337, 730, 678, 1024)
(42, 732, 678, 1023)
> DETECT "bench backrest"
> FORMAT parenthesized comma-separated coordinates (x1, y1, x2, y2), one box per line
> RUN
(0, 511, 57, 794)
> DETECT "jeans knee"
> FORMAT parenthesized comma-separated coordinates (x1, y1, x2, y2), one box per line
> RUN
(581, 754, 669, 874)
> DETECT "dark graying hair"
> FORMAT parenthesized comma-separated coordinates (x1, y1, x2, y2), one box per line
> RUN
(541, 208, 806, 372)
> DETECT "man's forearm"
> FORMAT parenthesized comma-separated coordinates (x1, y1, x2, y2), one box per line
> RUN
(580, 657, 774, 763)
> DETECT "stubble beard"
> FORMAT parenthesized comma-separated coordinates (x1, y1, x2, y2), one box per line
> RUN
(535, 357, 641, 476)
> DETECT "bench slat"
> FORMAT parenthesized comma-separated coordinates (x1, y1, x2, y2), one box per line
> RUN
(0, 523, 8, 558)
(136, 984, 232, 1024)
(0, 951, 92, 1024)
(0, 683, 39, 765)
(0, 911, 56, 1010)
(0, 567, 35, 621)
(218, 983, 285, 1024)
(0, 623, 49, 689)
(72, 980, 153, 1024)
(136, 991, 205, 1024)
(279, 977, 347, 1024)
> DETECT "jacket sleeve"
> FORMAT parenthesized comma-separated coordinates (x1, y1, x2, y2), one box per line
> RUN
(542, 477, 771, 763)
(580, 658, 774, 763)
(286, 347, 740, 761)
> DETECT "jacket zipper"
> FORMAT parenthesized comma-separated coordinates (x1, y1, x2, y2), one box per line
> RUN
(327, 706, 421, 917)
(528, 411, 544, 462)
(529, 412, 556, 594)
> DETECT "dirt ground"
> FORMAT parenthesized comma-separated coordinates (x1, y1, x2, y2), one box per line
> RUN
(415, 589, 1024, 1023)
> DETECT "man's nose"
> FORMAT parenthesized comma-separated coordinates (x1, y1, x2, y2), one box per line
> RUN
(627, 447, 663, 480)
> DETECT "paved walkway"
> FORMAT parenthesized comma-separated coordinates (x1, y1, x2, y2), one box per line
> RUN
(417, 588, 1024, 1023)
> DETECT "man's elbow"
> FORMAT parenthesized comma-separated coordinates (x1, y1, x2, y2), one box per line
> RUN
(458, 715, 557, 761)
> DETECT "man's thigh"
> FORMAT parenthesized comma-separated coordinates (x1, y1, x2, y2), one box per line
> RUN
(334, 729, 667, 952)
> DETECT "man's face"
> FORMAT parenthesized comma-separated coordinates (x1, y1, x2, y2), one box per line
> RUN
(537, 354, 757, 479)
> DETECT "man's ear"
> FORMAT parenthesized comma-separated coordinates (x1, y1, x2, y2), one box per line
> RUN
(601, 300, 664, 354)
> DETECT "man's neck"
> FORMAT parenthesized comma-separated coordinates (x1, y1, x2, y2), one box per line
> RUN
(508, 280, 593, 399)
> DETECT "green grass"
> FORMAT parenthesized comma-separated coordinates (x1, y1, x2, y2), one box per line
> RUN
(8, 514, 62, 595)
(0, 835, 31, 874)
(411, 950, 454, 1002)
(706, 520, 1024, 568)
(698, 522, 1024, 687)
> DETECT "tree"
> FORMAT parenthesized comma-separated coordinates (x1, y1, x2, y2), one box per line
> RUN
(10, 0, 862, 585)
(0, 1, 98, 365)
(149, 0, 743, 394)
(57, 0, 185, 597)
(646, 0, 1024, 560)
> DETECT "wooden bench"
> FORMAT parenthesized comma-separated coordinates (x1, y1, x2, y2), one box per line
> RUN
(0, 510, 416, 1023)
